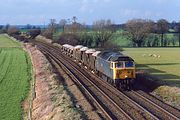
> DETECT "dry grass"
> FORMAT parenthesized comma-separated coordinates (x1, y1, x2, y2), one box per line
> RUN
(25, 44, 83, 120)
(153, 86, 180, 109)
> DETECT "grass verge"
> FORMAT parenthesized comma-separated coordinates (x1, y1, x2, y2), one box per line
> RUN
(0, 34, 31, 120)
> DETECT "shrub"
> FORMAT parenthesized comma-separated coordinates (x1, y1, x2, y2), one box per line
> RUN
(28, 29, 41, 39)
(7, 27, 20, 36)
(57, 33, 79, 46)
(42, 29, 53, 39)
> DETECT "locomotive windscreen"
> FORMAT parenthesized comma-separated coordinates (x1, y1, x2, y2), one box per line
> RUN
(109, 56, 134, 61)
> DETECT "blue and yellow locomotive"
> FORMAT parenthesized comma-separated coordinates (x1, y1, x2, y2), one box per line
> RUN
(61, 44, 136, 90)
(95, 51, 135, 89)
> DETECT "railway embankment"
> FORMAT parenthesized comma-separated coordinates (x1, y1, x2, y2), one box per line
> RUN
(24, 43, 93, 120)
(31, 35, 180, 118)
(124, 48, 180, 109)
(137, 72, 180, 109)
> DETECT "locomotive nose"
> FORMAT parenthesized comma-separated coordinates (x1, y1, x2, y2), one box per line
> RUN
(116, 69, 134, 79)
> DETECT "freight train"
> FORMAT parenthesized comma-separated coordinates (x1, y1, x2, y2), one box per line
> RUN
(56, 43, 136, 89)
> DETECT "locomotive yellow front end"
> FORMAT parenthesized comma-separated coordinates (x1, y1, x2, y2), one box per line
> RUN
(114, 61, 135, 80)
(112, 59, 136, 89)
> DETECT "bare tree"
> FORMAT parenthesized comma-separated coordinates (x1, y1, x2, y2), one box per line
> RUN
(175, 21, 180, 47)
(72, 16, 77, 23)
(64, 23, 85, 33)
(59, 19, 67, 32)
(42, 19, 58, 39)
(126, 19, 153, 47)
(49, 19, 58, 33)
(157, 19, 169, 47)
(93, 19, 115, 47)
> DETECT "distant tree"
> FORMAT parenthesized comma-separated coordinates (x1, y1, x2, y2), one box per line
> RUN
(64, 22, 85, 33)
(171, 21, 177, 30)
(67, 18, 71, 24)
(26, 24, 32, 29)
(78, 30, 93, 47)
(175, 21, 180, 47)
(0, 25, 6, 33)
(5, 24, 10, 31)
(0, 25, 3, 29)
(32, 26, 36, 29)
(49, 19, 58, 33)
(42, 19, 58, 39)
(92, 19, 116, 47)
(126, 19, 152, 47)
(72, 16, 77, 23)
(59, 19, 67, 32)
(157, 19, 169, 47)
(7, 27, 20, 36)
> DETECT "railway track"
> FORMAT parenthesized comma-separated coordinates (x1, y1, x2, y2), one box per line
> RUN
(123, 90, 180, 120)
(37, 44, 132, 120)
(136, 90, 180, 118)
(34, 41, 180, 120)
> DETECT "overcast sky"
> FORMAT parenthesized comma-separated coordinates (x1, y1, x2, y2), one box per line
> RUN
(0, 0, 180, 25)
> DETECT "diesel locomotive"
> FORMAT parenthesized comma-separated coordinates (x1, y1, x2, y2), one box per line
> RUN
(58, 44, 136, 89)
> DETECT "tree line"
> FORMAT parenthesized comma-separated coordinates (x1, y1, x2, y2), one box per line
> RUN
(41, 17, 120, 50)
(42, 17, 180, 48)
(1, 17, 180, 48)
(126, 19, 180, 47)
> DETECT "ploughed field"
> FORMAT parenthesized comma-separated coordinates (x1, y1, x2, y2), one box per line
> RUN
(0, 34, 31, 120)
(123, 48, 180, 87)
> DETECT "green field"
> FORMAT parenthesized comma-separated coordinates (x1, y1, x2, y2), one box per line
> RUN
(123, 48, 180, 87)
(0, 34, 31, 120)
(0, 34, 21, 47)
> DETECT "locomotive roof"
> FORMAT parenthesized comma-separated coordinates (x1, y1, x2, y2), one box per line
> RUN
(97, 51, 134, 61)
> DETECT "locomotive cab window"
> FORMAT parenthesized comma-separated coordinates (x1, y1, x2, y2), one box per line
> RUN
(115, 62, 123, 68)
(125, 61, 134, 67)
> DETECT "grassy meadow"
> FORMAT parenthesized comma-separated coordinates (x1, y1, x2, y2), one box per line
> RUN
(123, 48, 180, 87)
(0, 34, 31, 120)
